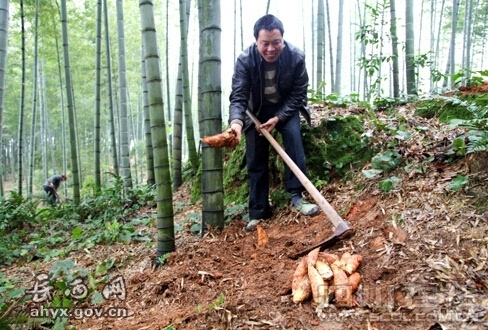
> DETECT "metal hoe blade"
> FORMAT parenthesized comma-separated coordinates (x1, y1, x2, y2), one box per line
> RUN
(289, 221, 355, 259)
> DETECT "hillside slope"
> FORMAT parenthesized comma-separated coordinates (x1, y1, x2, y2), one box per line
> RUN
(3, 85, 488, 330)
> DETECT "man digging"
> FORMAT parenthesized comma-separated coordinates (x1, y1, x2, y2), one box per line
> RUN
(228, 14, 319, 231)
(43, 174, 67, 205)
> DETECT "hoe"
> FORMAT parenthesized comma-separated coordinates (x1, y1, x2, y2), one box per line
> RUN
(246, 110, 354, 259)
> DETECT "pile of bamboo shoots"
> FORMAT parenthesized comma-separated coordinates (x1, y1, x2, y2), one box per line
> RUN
(291, 248, 363, 306)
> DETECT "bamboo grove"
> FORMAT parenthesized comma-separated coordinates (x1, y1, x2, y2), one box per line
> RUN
(0, 0, 487, 256)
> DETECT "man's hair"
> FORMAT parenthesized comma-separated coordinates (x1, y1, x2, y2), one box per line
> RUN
(61, 175, 67, 181)
(253, 14, 284, 39)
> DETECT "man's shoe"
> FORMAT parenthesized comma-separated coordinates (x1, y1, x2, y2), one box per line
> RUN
(294, 200, 319, 216)
(245, 219, 260, 231)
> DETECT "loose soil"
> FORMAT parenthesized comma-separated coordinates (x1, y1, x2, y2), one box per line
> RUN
(2, 83, 488, 330)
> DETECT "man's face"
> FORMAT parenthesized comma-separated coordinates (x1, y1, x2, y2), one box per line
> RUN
(256, 28, 283, 63)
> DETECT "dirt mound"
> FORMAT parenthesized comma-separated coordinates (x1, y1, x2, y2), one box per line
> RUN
(444, 81, 488, 96)
(459, 81, 488, 94)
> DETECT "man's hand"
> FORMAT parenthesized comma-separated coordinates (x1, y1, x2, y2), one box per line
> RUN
(258, 116, 279, 134)
(229, 123, 242, 148)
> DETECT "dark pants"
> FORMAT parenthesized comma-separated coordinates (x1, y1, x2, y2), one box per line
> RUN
(43, 185, 57, 204)
(245, 105, 306, 219)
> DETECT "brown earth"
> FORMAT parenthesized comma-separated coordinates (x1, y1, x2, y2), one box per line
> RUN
(3, 84, 488, 329)
(454, 81, 488, 95)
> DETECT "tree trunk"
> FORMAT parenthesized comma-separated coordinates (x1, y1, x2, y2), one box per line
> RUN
(239, 0, 243, 51)
(116, 0, 133, 192)
(316, 0, 324, 92)
(60, 0, 81, 205)
(434, 0, 445, 92)
(416, 0, 425, 92)
(197, 0, 204, 140)
(448, 0, 460, 89)
(139, 0, 175, 257)
(325, 0, 334, 93)
(311, 0, 315, 89)
(0, 0, 9, 197)
(463, 0, 474, 83)
(405, 0, 417, 95)
(334, 0, 344, 94)
(43, 64, 56, 177)
(128, 96, 139, 185)
(376, 0, 385, 96)
(356, 0, 367, 98)
(94, 0, 102, 193)
(172, 64, 183, 188)
(103, 0, 119, 177)
(429, 0, 436, 93)
(173, 0, 190, 189)
(39, 61, 48, 180)
(17, 0, 25, 195)
(199, 0, 224, 231)
(141, 46, 155, 185)
(390, 0, 400, 97)
(28, 0, 40, 195)
(233, 0, 236, 61)
(480, 3, 488, 70)
(179, 0, 199, 171)
(165, 0, 172, 161)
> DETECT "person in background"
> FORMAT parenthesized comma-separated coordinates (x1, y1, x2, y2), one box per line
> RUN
(228, 14, 319, 231)
(43, 174, 67, 204)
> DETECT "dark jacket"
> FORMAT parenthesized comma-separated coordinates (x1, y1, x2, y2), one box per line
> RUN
(229, 41, 311, 131)
(44, 175, 63, 190)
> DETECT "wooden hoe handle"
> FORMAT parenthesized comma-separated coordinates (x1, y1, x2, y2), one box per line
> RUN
(245, 110, 348, 230)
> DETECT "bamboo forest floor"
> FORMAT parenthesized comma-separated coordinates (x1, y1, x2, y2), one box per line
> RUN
(3, 83, 488, 329)
(73, 153, 488, 329)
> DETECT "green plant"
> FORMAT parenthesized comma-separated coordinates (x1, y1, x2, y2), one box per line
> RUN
(362, 149, 402, 179)
(224, 203, 246, 223)
(223, 138, 248, 205)
(0, 192, 47, 232)
(390, 214, 404, 226)
(94, 258, 115, 277)
(208, 293, 225, 311)
(379, 176, 401, 192)
(0, 173, 154, 266)
(373, 96, 404, 111)
(130, 184, 156, 207)
(270, 190, 291, 209)
(184, 212, 202, 234)
(0, 271, 31, 327)
(302, 116, 374, 182)
(371, 150, 402, 172)
(453, 69, 488, 88)
(105, 220, 122, 243)
(175, 201, 187, 213)
(450, 176, 468, 191)
(452, 137, 467, 156)
(156, 253, 171, 265)
(404, 158, 432, 176)
(307, 82, 326, 103)
(308, 89, 359, 107)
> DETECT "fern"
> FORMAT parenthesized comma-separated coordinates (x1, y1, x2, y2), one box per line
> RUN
(466, 130, 488, 153)
(0, 310, 54, 329)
